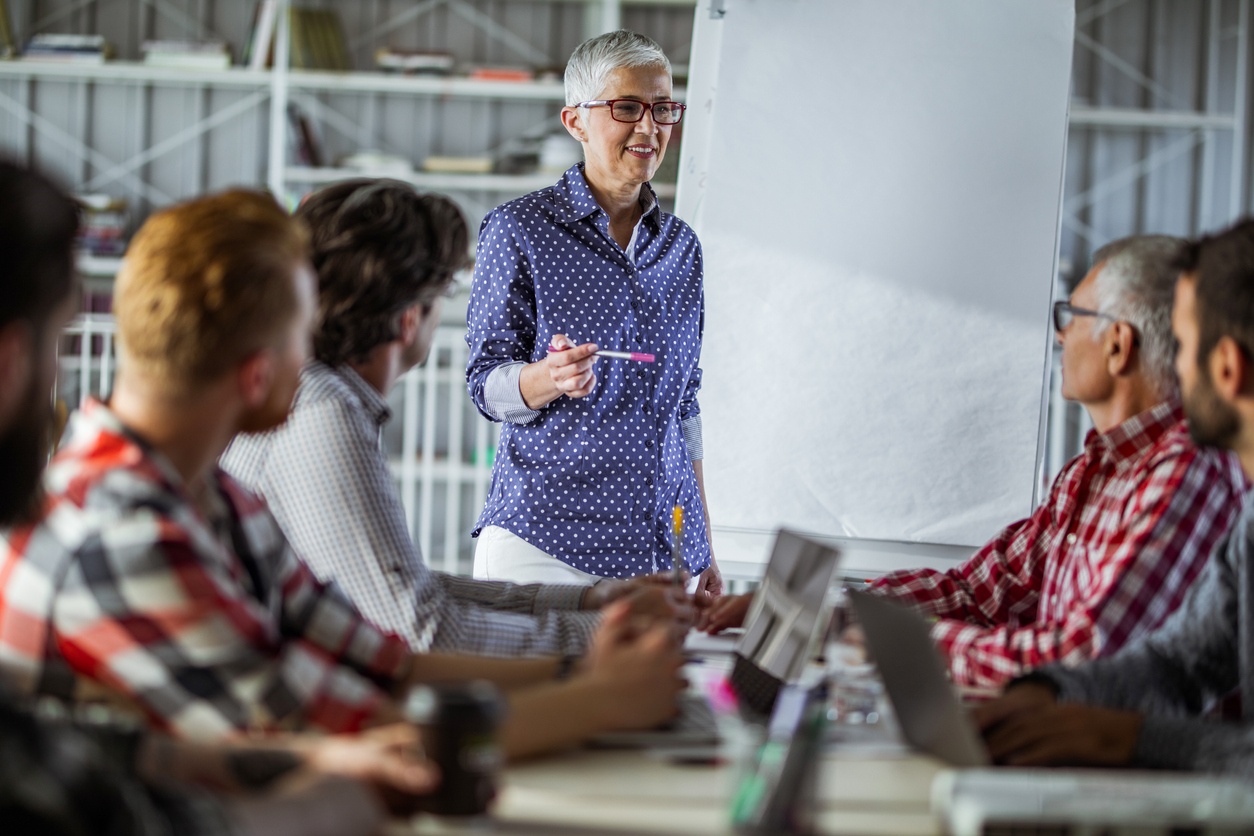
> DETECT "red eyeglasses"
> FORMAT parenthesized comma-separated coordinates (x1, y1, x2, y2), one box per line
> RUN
(576, 100, 686, 125)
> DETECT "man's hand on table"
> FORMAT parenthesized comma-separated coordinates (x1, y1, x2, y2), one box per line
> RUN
(975, 681, 1142, 767)
(300, 724, 439, 814)
(696, 591, 752, 634)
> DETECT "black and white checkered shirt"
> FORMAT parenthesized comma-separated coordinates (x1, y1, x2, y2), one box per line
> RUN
(221, 362, 600, 656)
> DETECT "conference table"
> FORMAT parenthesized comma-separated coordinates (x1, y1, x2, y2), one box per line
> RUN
(404, 650, 948, 836)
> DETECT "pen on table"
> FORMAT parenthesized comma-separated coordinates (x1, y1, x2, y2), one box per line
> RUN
(547, 344, 656, 363)
(672, 506, 685, 589)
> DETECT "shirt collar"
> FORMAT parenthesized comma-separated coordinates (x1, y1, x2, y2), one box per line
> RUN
(1084, 398, 1183, 468)
(71, 398, 187, 489)
(550, 162, 663, 231)
(69, 399, 233, 522)
(307, 361, 392, 427)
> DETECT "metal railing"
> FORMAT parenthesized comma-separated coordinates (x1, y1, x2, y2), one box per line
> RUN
(57, 315, 499, 576)
(62, 314, 1085, 585)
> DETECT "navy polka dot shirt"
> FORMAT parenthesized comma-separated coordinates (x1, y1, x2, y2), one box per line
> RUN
(465, 163, 711, 579)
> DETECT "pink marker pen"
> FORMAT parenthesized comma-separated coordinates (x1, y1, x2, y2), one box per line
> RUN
(547, 344, 655, 363)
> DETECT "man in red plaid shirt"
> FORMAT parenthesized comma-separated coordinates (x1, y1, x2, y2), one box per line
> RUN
(0, 189, 687, 754)
(865, 235, 1248, 690)
(701, 235, 1247, 691)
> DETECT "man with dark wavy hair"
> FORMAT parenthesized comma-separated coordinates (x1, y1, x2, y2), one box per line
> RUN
(223, 179, 685, 658)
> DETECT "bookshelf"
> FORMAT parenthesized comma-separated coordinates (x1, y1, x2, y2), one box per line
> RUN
(0, 0, 697, 271)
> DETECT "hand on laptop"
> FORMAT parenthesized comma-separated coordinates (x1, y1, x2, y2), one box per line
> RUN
(976, 683, 1142, 767)
(697, 592, 753, 634)
(583, 572, 685, 606)
(583, 599, 686, 729)
(584, 576, 697, 638)
(973, 681, 1058, 732)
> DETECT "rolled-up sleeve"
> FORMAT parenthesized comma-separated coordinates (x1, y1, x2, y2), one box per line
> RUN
(466, 210, 540, 424)
(483, 362, 541, 424)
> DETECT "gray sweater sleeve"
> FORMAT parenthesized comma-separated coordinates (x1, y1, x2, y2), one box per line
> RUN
(1037, 512, 1248, 775)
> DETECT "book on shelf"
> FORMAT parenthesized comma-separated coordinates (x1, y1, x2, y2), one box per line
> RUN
(467, 65, 534, 83)
(422, 156, 493, 175)
(286, 103, 324, 168)
(142, 40, 231, 70)
(23, 33, 113, 64)
(244, 2, 350, 71)
(244, 0, 278, 70)
(289, 8, 351, 71)
(0, 0, 15, 59)
(338, 151, 413, 177)
(375, 48, 454, 76)
(74, 194, 128, 258)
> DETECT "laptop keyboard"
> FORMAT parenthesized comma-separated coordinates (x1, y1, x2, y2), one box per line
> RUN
(730, 653, 783, 718)
(660, 692, 720, 736)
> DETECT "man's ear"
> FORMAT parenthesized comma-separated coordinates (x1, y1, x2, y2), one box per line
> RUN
(236, 349, 276, 410)
(0, 322, 33, 432)
(1210, 335, 1252, 401)
(560, 106, 587, 143)
(399, 305, 423, 347)
(1105, 321, 1138, 377)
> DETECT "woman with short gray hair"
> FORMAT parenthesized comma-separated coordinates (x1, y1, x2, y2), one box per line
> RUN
(465, 31, 722, 597)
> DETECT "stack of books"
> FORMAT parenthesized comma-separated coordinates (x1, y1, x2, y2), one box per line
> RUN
(374, 49, 454, 76)
(422, 156, 493, 175)
(142, 40, 231, 70)
(23, 34, 112, 64)
(75, 194, 128, 257)
(467, 65, 534, 83)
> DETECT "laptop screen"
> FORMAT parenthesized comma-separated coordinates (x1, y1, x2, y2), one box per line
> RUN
(731, 530, 841, 716)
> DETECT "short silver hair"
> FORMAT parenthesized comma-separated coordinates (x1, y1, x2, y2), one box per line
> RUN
(1090, 234, 1187, 399)
(564, 30, 672, 107)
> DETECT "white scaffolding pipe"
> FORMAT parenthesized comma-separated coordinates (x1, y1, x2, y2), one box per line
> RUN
(401, 368, 420, 540)
(1230, 0, 1250, 221)
(267, 0, 291, 198)
(444, 339, 466, 574)
(1200, 0, 1222, 232)
(419, 344, 440, 565)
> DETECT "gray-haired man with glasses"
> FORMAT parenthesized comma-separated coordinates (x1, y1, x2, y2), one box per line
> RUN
(865, 235, 1248, 689)
(704, 235, 1247, 692)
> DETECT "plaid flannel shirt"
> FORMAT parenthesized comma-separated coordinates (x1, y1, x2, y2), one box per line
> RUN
(0, 401, 410, 740)
(870, 401, 1247, 690)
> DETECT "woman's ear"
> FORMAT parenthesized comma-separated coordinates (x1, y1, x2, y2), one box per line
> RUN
(560, 107, 587, 143)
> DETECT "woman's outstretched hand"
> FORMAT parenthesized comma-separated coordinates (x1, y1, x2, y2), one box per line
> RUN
(520, 333, 600, 409)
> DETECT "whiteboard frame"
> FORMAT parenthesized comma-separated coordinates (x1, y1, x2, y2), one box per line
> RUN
(674, 0, 1073, 572)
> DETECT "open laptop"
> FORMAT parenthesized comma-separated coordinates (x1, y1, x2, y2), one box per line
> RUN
(591, 529, 842, 747)
(847, 589, 988, 767)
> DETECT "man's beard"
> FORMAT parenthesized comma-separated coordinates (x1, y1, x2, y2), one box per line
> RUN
(0, 388, 52, 527)
(1184, 367, 1242, 450)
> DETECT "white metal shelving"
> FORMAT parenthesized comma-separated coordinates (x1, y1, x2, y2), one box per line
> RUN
(285, 164, 677, 198)
(0, 0, 695, 219)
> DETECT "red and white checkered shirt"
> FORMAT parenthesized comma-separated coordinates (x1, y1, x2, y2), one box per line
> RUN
(870, 400, 1247, 690)
(0, 400, 410, 740)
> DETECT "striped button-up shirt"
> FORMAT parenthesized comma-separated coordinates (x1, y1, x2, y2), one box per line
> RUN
(871, 401, 1247, 690)
(0, 400, 409, 739)
(465, 163, 710, 579)
(221, 361, 600, 655)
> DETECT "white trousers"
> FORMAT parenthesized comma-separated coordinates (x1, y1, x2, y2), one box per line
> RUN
(472, 525, 603, 586)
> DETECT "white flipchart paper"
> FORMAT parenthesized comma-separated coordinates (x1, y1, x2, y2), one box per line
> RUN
(690, 0, 1074, 547)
